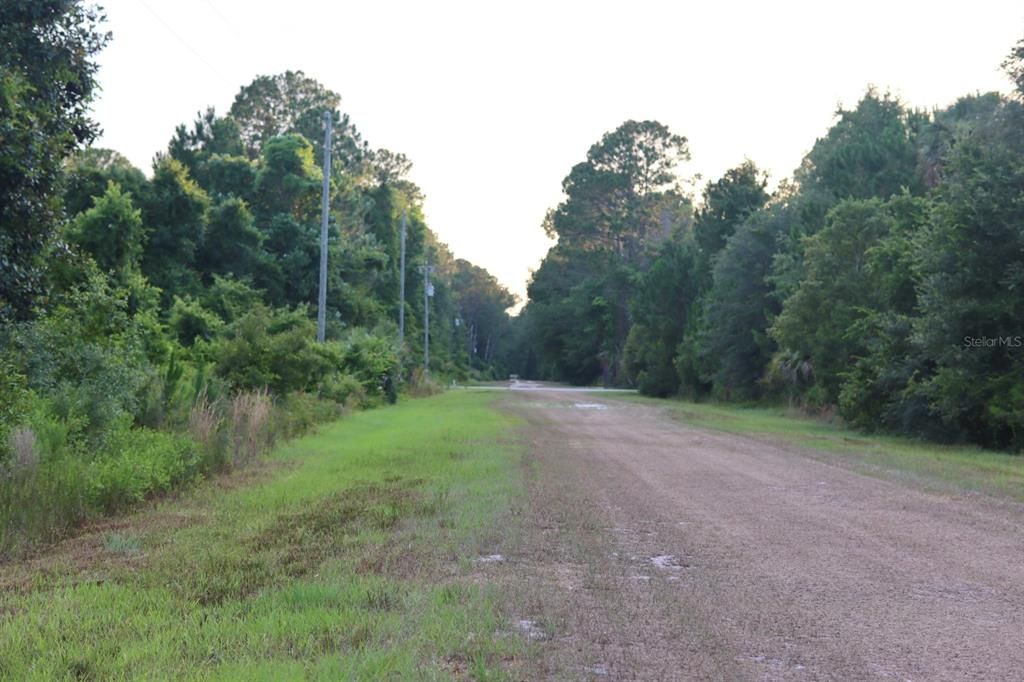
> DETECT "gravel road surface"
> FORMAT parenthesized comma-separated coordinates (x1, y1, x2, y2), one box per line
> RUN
(494, 388, 1024, 681)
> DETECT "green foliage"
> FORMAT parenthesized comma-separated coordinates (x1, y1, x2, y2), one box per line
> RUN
(770, 198, 897, 404)
(451, 259, 516, 368)
(1003, 36, 1024, 96)
(699, 205, 788, 399)
(0, 356, 31, 457)
(0, 0, 109, 320)
(254, 133, 321, 221)
(907, 98, 1024, 449)
(229, 70, 368, 170)
(141, 157, 211, 302)
(88, 427, 200, 513)
(693, 160, 769, 280)
(201, 275, 264, 323)
(6, 273, 155, 446)
(0, 24, 516, 557)
(168, 107, 244, 176)
(528, 120, 692, 385)
(624, 236, 700, 397)
(198, 197, 263, 280)
(339, 329, 400, 399)
(65, 181, 146, 285)
(169, 296, 223, 347)
(796, 89, 924, 205)
(63, 148, 149, 218)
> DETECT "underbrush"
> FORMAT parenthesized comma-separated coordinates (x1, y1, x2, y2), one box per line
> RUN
(0, 390, 341, 560)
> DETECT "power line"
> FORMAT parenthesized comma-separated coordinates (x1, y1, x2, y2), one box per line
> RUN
(137, 0, 232, 86)
(199, 0, 242, 39)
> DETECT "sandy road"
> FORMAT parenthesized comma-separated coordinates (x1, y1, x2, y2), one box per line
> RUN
(494, 388, 1024, 681)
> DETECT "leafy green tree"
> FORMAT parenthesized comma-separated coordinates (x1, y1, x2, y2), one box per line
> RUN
(167, 107, 244, 174)
(700, 204, 790, 399)
(228, 71, 368, 170)
(4, 271, 156, 445)
(527, 246, 615, 384)
(693, 161, 769, 283)
(212, 304, 342, 395)
(253, 134, 321, 222)
(624, 235, 700, 396)
(0, 0, 109, 320)
(1002, 35, 1024, 96)
(199, 154, 257, 202)
(201, 276, 264, 324)
(63, 148, 148, 218)
(796, 89, 924, 206)
(908, 97, 1024, 449)
(531, 120, 691, 384)
(770, 199, 898, 404)
(550, 120, 689, 259)
(168, 296, 223, 347)
(141, 158, 211, 303)
(198, 198, 263, 281)
(65, 182, 146, 286)
(451, 260, 516, 367)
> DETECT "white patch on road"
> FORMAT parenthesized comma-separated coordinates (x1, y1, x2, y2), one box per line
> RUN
(651, 554, 683, 570)
(516, 619, 547, 640)
(475, 554, 504, 564)
(574, 402, 608, 410)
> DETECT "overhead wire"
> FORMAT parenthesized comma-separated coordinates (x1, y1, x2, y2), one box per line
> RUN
(137, 0, 232, 86)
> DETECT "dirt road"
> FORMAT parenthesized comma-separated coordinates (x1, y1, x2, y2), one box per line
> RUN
(494, 389, 1024, 681)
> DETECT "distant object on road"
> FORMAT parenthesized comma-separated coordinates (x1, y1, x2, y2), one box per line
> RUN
(509, 374, 519, 381)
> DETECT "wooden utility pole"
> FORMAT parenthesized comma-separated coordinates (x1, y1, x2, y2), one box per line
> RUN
(419, 263, 435, 373)
(398, 210, 407, 346)
(316, 111, 332, 343)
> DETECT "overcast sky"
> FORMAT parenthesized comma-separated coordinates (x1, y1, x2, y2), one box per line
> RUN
(90, 0, 1023, 304)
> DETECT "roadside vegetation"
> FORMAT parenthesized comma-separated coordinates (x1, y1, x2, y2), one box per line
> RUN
(0, 2, 515, 556)
(506, 35, 1024, 454)
(0, 392, 529, 679)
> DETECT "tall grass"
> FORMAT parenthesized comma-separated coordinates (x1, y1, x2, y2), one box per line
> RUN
(0, 390, 341, 560)
(229, 389, 272, 467)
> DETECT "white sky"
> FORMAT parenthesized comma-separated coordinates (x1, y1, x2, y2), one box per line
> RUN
(90, 0, 1023, 305)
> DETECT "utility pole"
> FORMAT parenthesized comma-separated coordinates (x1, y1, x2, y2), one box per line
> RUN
(398, 210, 407, 346)
(418, 263, 435, 373)
(316, 111, 333, 343)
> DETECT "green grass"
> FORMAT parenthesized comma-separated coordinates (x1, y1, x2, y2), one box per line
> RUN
(605, 393, 1024, 502)
(0, 392, 528, 680)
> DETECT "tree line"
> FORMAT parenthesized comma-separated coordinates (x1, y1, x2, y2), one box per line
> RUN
(0, 0, 514, 553)
(505, 37, 1024, 452)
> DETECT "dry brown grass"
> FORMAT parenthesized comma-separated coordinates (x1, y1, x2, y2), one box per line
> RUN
(188, 391, 220, 450)
(3, 427, 39, 480)
(229, 389, 272, 467)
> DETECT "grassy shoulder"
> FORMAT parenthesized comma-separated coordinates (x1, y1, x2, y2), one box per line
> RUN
(0, 392, 529, 680)
(604, 393, 1024, 503)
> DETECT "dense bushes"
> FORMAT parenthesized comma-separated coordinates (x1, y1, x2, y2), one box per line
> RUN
(0, 384, 342, 557)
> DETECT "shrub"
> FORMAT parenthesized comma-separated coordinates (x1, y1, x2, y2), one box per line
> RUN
(87, 427, 201, 513)
(339, 329, 400, 400)
(318, 372, 365, 406)
(271, 392, 342, 442)
(405, 368, 443, 398)
(212, 304, 343, 395)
